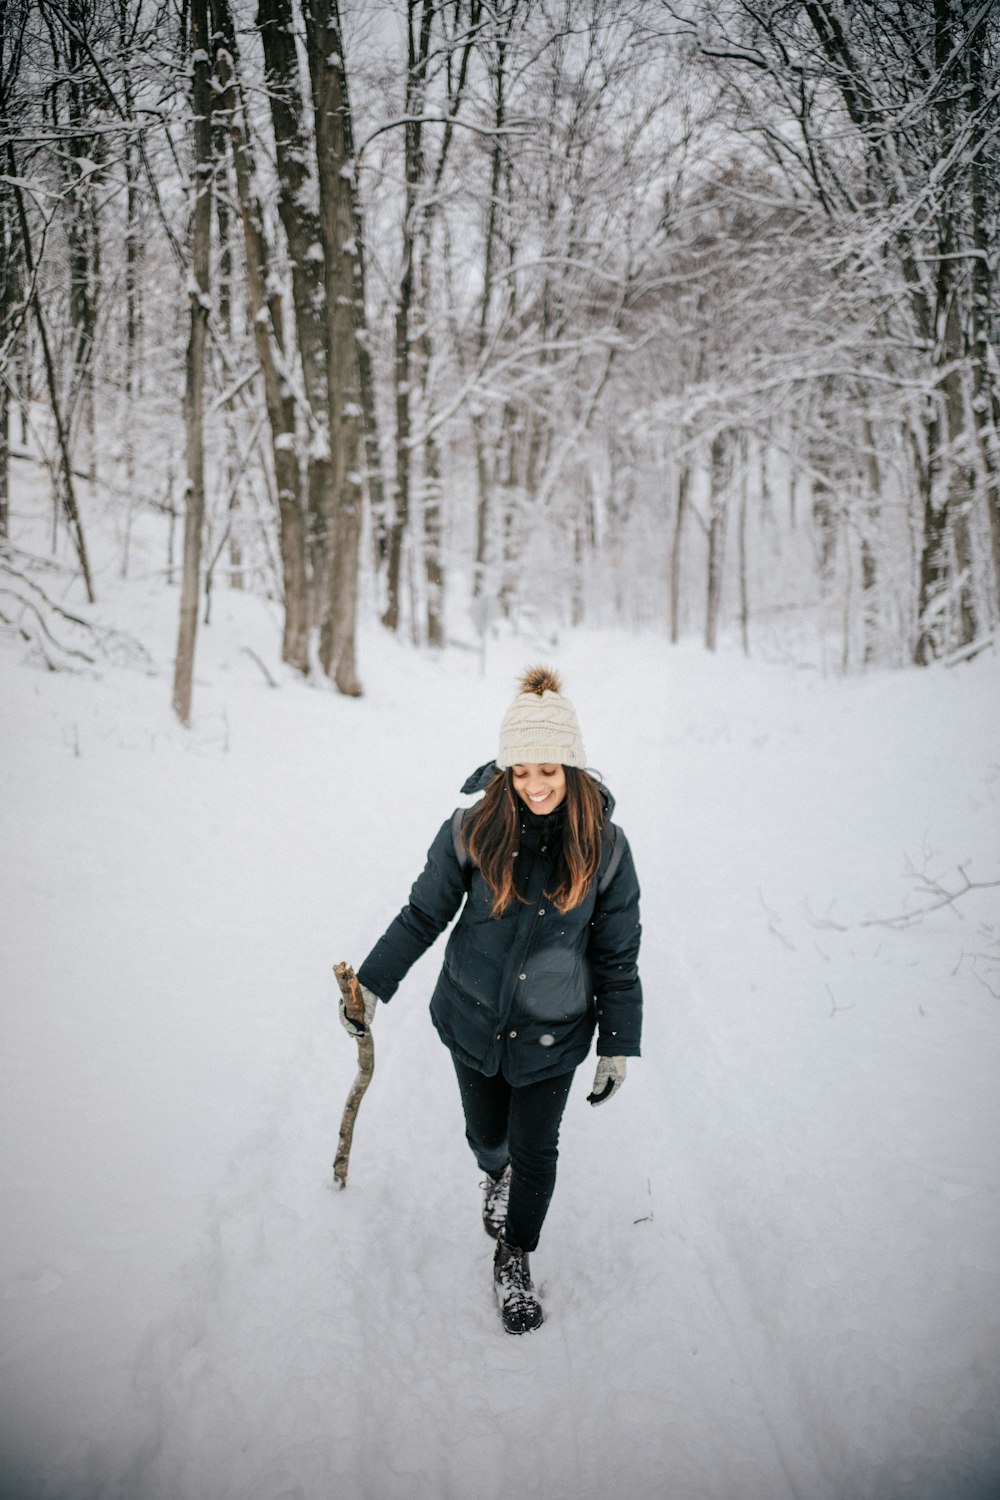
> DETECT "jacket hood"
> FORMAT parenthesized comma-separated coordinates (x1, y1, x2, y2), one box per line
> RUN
(460, 760, 616, 818)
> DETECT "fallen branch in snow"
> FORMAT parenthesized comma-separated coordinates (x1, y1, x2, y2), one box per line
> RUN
(240, 646, 279, 688)
(805, 862, 1000, 934)
(0, 556, 154, 673)
(0, 591, 97, 671)
(759, 888, 797, 949)
(803, 902, 849, 932)
(952, 932, 1000, 1000)
(0, 565, 94, 628)
(805, 861, 1000, 1007)
(942, 632, 996, 668)
(857, 862, 1000, 931)
(825, 983, 855, 1019)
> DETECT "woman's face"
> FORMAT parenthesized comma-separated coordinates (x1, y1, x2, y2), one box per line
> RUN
(511, 763, 567, 815)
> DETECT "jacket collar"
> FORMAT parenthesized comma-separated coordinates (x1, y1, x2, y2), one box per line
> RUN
(519, 799, 567, 846)
(460, 760, 500, 794)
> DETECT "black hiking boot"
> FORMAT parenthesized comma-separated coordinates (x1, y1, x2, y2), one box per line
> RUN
(493, 1238, 543, 1335)
(482, 1165, 511, 1240)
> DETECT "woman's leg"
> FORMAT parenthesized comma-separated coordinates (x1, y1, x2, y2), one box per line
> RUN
(451, 1055, 511, 1177)
(504, 1070, 575, 1252)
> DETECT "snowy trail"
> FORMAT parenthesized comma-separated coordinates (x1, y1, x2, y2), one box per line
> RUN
(125, 951, 819, 1500)
(3, 617, 1000, 1498)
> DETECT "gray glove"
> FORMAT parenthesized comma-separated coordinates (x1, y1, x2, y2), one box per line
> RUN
(339, 982, 379, 1037)
(587, 1055, 626, 1106)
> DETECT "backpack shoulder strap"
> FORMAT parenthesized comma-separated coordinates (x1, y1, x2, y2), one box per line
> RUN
(452, 806, 471, 879)
(598, 822, 626, 896)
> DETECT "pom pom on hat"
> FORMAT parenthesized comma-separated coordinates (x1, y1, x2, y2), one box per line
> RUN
(519, 665, 563, 696)
(496, 665, 586, 769)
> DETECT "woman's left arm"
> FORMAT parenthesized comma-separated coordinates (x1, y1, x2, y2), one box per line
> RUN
(588, 834, 643, 1058)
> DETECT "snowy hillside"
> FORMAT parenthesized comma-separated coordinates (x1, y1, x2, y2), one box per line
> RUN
(2, 564, 1000, 1499)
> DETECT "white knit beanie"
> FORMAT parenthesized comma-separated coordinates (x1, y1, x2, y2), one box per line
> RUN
(496, 666, 586, 769)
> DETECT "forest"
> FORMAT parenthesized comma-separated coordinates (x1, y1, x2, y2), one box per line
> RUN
(1, 0, 998, 716)
(3, 6, 1000, 1490)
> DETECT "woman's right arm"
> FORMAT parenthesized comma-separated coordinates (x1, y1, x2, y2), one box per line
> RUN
(356, 817, 467, 1002)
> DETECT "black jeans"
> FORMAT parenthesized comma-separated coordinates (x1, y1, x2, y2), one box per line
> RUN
(451, 1055, 575, 1252)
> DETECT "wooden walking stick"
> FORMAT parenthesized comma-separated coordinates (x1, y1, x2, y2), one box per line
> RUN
(332, 962, 375, 1188)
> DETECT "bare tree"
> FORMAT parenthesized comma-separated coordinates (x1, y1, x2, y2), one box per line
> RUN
(172, 0, 213, 725)
(212, 0, 309, 671)
(377, 0, 479, 641)
(0, 22, 24, 539)
(257, 0, 334, 606)
(303, 0, 365, 695)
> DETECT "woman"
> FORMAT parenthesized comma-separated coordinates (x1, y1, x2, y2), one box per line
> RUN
(343, 667, 642, 1335)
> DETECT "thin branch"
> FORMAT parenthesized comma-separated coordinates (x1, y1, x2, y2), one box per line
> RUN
(241, 646, 279, 687)
(806, 863, 1000, 933)
(356, 112, 530, 161)
(0, 590, 96, 664)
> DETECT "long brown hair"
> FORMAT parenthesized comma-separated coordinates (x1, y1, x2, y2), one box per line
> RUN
(461, 766, 606, 917)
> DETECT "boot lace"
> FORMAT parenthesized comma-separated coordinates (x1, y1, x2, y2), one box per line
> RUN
(482, 1165, 511, 1238)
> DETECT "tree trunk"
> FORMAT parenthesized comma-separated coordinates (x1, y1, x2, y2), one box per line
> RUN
(472, 13, 511, 601)
(214, 133, 233, 337)
(303, 0, 364, 696)
(384, 284, 412, 632)
(571, 475, 596, 628)
(423, 428, 445, 647)
(6, 152, 95, 601)
(809, 424, 837, 588)
(971, 379, 1000, 617)
(914, 406, 949, 665)
(860, 414, 881, 665)
(967, 15, 1000, 614)
(917, 319, 979, 661)
(64, 22, 99, 486)
(212, 0, 309, 671)
(172, 0, 213, 725)
(669, 462, 690, 644)
(257, 0, 335, 613)
(937, 0, 979, 650)
(382, 0, 433, 633)
(120, 139, 141, 576)
(385, 0, 478, 636)
(705, 433, 729, 652)
(737, 437, 749, 657)
(0, 189, 16, 538)
(0, 352, 8, 538)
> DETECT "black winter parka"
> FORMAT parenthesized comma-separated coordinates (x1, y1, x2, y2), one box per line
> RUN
(358, 766, 642, 1085)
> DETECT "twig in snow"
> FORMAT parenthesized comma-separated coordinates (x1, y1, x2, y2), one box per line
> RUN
(826, 983, 854, 1019)
(0, 560, 94, 627)
(0, 590, 97, 667)
(241, 646, 279, 688)
(804, 863, 999, 934)
(952, 934, 1000, 1000)
(858, 862, 999, 930)
(633, 1177, 654, 1225)
(802, 898, 849, 932)
(0, 554, 154, 671)
(759, 888, 797, 949)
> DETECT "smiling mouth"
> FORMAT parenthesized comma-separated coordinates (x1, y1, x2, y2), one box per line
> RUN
(527, 791, 550, 803)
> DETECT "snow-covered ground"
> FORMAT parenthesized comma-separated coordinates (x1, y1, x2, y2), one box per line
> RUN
(2, 550, 1000, 1499)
